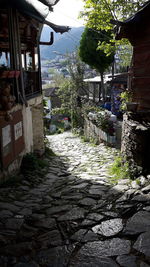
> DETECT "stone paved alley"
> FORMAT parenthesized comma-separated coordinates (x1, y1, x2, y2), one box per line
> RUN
(0, 131, 150, 266)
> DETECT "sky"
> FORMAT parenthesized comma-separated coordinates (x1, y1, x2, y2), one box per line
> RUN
(47, 0, 85, 27)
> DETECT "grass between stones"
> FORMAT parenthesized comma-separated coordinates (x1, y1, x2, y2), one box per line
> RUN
(107, 156, 130, 184)
(0, 148, 57, 188)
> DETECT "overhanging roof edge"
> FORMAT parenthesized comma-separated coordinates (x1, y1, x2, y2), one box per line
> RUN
(44, 20, 71, 34)
(39, 0, 60, 8)
(4, 0, 70, 34)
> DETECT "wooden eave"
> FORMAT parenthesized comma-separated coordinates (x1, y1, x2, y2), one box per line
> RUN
(111, 1, 150, 43)
(0, 9, 41, 52)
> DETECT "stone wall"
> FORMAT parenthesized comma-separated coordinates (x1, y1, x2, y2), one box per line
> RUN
(84, 118, 116, 146)
(121, 113, 150, 175)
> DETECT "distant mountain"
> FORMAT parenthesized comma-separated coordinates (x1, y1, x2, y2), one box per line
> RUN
(40, 26, 84, 60)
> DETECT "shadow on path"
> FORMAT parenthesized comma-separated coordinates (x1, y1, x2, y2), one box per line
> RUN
(0, 132, 150, 266)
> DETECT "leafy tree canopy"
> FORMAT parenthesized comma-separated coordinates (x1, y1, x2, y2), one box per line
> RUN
(79, 27, 114, 73)
(80, 0, 146, 60)
(81, 0, 146, 31)
(52, 51, 88, 128)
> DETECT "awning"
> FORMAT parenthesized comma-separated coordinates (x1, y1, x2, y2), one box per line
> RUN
(84, 75, 112, 84)
(5, 0, 70, 33)
(84, 76, 101, 83)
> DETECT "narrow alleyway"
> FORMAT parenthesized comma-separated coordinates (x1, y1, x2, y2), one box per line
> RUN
(0, 131, 150, 266)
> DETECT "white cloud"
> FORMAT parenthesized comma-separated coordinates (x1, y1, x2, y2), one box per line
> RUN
(47, 0, 84, 27)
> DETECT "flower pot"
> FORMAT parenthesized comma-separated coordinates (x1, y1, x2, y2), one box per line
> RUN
(15, 71, 20, 78)
(0, 70, 20, 78)
(0, 70, 8, 78)
(7, 71, 15, 78)
(126, 102, 139, 112)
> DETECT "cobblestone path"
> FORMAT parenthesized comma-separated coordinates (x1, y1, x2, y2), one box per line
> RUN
(0, 131, 150, 266)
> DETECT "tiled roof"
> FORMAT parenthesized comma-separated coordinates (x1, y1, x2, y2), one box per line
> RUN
(5, 0, 70, 33)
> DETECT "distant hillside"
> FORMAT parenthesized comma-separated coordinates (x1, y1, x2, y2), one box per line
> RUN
(40, 26, 84, 60)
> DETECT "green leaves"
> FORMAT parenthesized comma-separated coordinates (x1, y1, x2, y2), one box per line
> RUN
(81, 0, 145, 31)
(79, 27, 114, 73)
(51, 51, 87, 129)
(80, 0, 146, 68)
(98, 41, 116, 57)
(108, 155, 130, 184)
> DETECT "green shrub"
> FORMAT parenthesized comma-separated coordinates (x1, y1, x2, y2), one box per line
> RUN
(0, 174, 22, 188)
(120, 90, 133, 111)
(108, 156, 130, 184)
(20, 153, 48, 177)
(44, 147, 56, 157)
(82, 103, 102, 116)
(52, 107, 70, 117)
(96, 112, 115, 136)
(56, 128, 65, 134)
(21, 153, 39, 173)
(89, 137, 99, 145)
(81, 135, 90, 143)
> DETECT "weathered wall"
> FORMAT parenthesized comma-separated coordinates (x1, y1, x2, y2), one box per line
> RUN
(0, 151, 24, 182)
(130, 40, 150, 110)
(121, 113, 150, 175)
(51, 95, 61, 109)
(22, 105, 33, 153)
(31, 102, 45, 155)
(0, 95, 45, 180)
(27, 96, 45, 155)
(23, 95, 45, 155)
(0, 105, 25, 180)
(84, 118, 117, 146)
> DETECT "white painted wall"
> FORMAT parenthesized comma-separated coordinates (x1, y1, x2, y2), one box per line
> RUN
(22, 105, 33, 153)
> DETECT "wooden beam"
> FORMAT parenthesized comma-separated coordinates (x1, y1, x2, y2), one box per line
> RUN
(110, 19, 124, 26)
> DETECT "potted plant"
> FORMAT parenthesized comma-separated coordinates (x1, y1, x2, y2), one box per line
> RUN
(0, 65, 20, 79)
(96, 111, 115, 136)
(120, 89, 139, 112)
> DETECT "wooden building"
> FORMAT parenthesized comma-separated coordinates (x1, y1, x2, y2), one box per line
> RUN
(113, 1, 150, 110)
(0, 0, 69, 179)
(83, 75, 112, 103)
(83, 73, 127, 116)
(112, 1, 150, 175)
(44, 87, 61, 109)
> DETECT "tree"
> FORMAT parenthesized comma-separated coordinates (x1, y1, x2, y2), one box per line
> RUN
(79, 27, 114, 100)
(67, 51, 88, 97)
(80, 0, 146, 67)
(52, 51, 88, 128)
(115, 45, 133, 72)
(55, 78, 73, 116)
(67, 52, 87, 127)
(81, 0, 146, 31)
